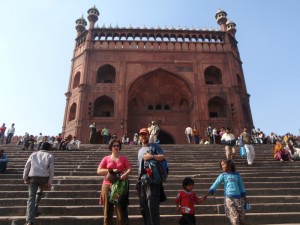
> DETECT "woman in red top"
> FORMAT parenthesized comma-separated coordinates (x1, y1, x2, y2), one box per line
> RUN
(97, 140, 132, 225)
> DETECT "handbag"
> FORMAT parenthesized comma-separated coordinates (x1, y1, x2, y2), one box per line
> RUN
(106, 170, 120, 183)
(240, 146, 246, 158)
(109, 179, 129, 205)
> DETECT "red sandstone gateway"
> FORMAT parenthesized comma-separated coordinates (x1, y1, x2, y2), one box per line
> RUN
(62, 6, 253, 144)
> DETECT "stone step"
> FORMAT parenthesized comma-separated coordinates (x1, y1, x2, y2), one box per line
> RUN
(1, 202, 300, 216)
(2, 195, 300, 207)
(1, 187, 300, 199)
(1, 212, 300, 225)
(2, 180, 300, 191)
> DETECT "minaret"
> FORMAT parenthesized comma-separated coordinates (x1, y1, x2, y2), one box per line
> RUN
(75, 15, 87, 37)
(215, 9, 227, 31)
(226, 20, 237, 37)
(87, 5, 100, 29)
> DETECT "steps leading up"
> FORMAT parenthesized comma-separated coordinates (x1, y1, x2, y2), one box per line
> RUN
(0, 143, 299, 225)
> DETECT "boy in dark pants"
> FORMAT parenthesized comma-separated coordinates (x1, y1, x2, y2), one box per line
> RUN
(175, 177, 204, 225)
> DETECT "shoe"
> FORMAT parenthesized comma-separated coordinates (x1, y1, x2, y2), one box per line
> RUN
(35, 212, 41, 217)
(280, 159, 284, 162)
(290, 159, 294, 162)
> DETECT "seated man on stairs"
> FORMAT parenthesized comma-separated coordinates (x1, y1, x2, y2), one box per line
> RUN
(67, 136, 81, 150)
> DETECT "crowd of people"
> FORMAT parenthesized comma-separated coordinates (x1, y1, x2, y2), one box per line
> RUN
(1, 120, 299, 225)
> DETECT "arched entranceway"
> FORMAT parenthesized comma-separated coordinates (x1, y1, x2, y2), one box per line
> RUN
(127, 68, 193, 143)
(158, 129, 175, 144)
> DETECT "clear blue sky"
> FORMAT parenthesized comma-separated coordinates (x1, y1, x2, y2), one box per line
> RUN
(1, 0, 299, 137)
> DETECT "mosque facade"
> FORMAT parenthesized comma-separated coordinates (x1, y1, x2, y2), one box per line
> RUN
(62, 6, 253, 144)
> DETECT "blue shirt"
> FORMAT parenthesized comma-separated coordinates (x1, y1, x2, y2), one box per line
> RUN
(209, 172, 246, 198)
(137, 143, 164, 172)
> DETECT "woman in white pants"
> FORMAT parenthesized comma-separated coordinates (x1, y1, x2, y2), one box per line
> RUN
(239, 127, 255, 165)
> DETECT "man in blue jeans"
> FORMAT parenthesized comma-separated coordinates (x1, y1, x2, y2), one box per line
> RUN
(23, 142, 55, 225)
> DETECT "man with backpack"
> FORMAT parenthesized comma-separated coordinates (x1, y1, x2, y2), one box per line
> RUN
(136, 128, 167, 225)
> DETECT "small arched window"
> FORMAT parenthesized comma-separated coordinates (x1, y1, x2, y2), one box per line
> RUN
(68, 103, 77, 121)
(204, 66, 222, 85)
(72, 72, 80, 89)
(155, 104, 162, 110)
(94, 96, 114, 117)
(96, 64, 116, 83)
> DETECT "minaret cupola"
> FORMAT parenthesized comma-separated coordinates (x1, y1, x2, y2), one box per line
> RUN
(87, 5, 100, 29)
(75, 16, 87, 36)
(215, 9, 227, 31)
(226, 20, 237, 37)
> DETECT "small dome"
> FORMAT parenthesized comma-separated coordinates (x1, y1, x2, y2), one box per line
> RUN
(75, 16, 87, 33)
(87, 5, 100, 23)
(226, 20, 236, 26)
(75, 16, 87, 26)
(226, 20, 237, 36)
(87, 6, 100, 16)
(215, 9, 227, 19)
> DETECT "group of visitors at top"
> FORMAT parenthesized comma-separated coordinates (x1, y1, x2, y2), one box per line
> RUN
(89, 121, 160, 145)
(185, 124, 299, 146)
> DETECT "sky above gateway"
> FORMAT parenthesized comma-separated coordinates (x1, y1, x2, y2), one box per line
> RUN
(0, 0, 299, 137)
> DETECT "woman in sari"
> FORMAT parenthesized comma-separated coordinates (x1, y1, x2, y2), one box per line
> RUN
(273, 141, 293, 162)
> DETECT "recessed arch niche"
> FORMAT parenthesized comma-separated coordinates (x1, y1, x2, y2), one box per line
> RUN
(127, 68, 193, 143)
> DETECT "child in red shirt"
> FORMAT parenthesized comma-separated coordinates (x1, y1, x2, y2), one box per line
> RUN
(175, 177, 204, 225)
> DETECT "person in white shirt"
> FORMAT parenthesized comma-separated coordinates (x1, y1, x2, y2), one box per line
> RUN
(67, 136, 81, 150)
(149, 121, 160, 143)
(36, 133, 44, 150)
(185, 125, 193, 144)
(23, 142, 55, 225)
(212, 128, 218, 144)
(6, 123, 15, 144)
(221, 127, 236, 160)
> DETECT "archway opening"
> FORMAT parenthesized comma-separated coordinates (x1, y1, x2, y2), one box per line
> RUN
(158, 129, 175, 144)
(127, 68, 193, 143)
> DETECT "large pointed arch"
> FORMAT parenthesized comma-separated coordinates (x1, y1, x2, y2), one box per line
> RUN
(127, 68, 193, 143)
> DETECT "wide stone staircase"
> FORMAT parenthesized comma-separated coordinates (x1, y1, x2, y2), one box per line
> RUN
(0, 143, 300, 225)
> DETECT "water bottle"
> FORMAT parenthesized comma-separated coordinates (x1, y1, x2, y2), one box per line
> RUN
(244, 203, 251, 211)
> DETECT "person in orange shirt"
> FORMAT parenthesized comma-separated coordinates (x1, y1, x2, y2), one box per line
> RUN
(273, 141, 293, 162)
